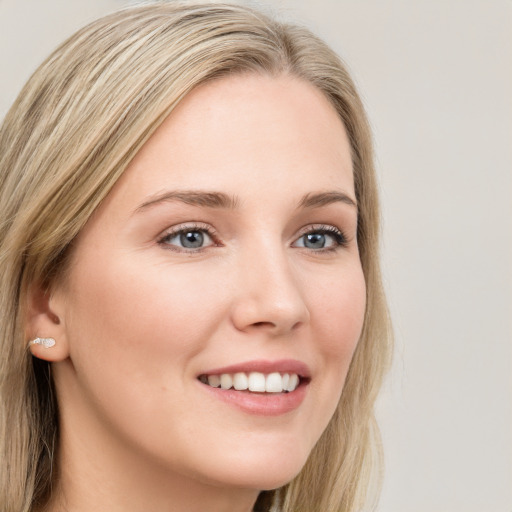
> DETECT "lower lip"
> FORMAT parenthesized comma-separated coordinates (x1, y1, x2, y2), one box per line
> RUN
(199, 381, 308, 416)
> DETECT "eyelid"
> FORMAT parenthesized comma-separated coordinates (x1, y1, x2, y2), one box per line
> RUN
(157, 222, 220, 251)
(156, 222, 350, 253)
(293, 224, 349, 249)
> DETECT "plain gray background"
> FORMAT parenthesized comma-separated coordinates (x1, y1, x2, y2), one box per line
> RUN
(1, 1, 510, 510)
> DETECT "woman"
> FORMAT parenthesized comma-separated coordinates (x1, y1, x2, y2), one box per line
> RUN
(0, 2, 392, 511)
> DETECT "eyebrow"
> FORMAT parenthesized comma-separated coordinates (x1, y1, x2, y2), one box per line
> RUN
(135, 189, 357, 213)
(298, 191, 357, 209)
(136, 190, 239, 212)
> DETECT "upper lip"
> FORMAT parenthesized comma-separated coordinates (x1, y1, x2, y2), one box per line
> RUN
(199, 359, 311, 378)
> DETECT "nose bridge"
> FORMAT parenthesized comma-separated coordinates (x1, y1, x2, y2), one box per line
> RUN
(231, 233, 310, 334)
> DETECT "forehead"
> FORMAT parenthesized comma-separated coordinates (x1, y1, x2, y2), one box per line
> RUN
(106, 73, 354, 212)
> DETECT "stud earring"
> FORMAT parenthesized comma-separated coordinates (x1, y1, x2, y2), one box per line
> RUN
(28, 337, 56, 348)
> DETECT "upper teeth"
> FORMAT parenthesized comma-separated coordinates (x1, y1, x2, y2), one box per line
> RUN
(202, 372, 300, 393)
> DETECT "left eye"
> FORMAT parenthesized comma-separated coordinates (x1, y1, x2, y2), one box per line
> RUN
(160, 229, 214, 249)
(293, 228, 346, 250)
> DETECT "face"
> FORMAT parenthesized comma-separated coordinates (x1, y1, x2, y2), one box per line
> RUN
(51, 74, 366, 493)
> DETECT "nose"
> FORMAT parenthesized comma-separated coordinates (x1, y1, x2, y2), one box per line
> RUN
(230, 242, 310, 336)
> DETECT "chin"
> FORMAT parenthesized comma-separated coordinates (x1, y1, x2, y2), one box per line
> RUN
(194, 443, 311, 492)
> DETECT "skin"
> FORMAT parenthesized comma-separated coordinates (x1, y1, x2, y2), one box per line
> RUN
(29, 73, 366, 512)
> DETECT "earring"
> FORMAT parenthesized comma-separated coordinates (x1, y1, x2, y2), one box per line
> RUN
(28, 337, 56, 348)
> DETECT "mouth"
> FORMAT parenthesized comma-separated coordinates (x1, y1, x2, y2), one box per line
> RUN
(196, 359, 311, 415)
(198, 371, 303, 393)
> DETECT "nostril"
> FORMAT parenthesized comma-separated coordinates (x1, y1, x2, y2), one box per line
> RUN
(230, 290, 309, 334)
(248, 319, 304, 332)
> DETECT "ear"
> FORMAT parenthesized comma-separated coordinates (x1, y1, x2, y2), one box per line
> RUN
(26, 281, 70, 362)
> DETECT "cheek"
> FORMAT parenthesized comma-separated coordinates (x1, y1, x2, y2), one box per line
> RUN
(68, 254, 220, 349)
(62, 254, 233, 409)
(59, 255, 227, 441)
(313, 263, 366, 359)
(302, 262, 366, 434)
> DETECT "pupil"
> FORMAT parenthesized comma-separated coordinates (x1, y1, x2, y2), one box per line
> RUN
(180, 231, 203, 248)
(305, 233, 325, 249)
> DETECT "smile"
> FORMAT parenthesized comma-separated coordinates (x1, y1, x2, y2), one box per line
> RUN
(197, 360, 311, 415)
(199, 371, 300, 393)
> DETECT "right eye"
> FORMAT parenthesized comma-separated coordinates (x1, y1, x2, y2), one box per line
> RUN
(158, 225, 216, 251)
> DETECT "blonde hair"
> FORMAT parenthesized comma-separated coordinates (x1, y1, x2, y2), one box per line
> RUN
(0, 2, 392, 511)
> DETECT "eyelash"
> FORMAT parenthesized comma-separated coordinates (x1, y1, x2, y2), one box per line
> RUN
(157, 223, 221, 252)
(294, 224, 349, 252)
(157, 223, 349, 253)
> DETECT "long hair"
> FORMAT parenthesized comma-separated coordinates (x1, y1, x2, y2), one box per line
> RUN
(0, 3, 392, 511)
